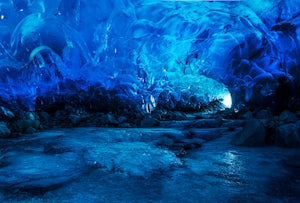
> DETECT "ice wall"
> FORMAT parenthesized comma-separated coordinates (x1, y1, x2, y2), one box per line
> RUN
(0, 0, 299, 112)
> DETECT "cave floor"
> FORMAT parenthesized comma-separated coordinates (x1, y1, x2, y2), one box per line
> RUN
(0, 119, 300, 202)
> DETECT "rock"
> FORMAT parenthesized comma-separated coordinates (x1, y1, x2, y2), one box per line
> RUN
(150, 109, 163, 120)
(140, 114, 159, 127)
(39, 111, 50, 122)
(118, 115, 127, 123)
(69, 114, 81, 126)
(26, 112, 37, 120)
(25, 127, 36, 134)
(105, 114, 119, 126)
(10, 119, 41, 134)
(0, 106, 15, 120)
(168, 111, 187, 121)
(242, 111, 253, 119)
(255, 109, 272, 119)
(0, 122, 11, 138)
(232, 119, 266, 146)
(119, 123, 131, 128)
(279, 110, 297, 124)
(18, 119, 41, 132)
(275, 124, 300, 147)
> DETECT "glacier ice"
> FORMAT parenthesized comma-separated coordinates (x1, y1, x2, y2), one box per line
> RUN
(0, 0, 299, 112)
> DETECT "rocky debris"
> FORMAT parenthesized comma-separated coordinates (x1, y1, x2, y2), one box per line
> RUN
(105, 113, 119, 126)
(11, 119, 41, 134)
(119, 123, 132, 128)
(118, 115, 127, 123)
(25, 126, 37, 134)
(83, 142, 182, 177)
(150, 109, 163, 120)
(0, 122, 11, 138)
(39, 111, 50, 122)
(0, 106, 15, 121)
(140, 114, 160, 127)
(255, 109, 273, 119)
(69, 114, 82, 126)
(232, 119, 266, 146)
(275, 124, 300, 147)
(97, 113, 119, 127)
(279, 110, 297, 124)
(242, 111, 253, 119)
(167, 111, 187, 121)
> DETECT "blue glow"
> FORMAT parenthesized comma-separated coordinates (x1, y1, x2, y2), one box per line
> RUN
(0, 0, 299, 112)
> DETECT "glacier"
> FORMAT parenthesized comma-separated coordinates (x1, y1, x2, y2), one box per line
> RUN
(1, 1, 300, 202)
(0, 0, 300, 113)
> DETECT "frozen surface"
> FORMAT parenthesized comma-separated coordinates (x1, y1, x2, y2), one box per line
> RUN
(0, 123, 299, 202)
(0, 0, 299, 111)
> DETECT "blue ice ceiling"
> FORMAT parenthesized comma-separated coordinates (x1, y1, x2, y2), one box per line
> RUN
(0, 0, 300, 112)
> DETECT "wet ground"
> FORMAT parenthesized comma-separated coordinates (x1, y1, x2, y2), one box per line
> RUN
(0, 119, 300, 202)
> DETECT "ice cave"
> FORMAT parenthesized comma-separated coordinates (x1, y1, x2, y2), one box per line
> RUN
(0, 0, 300, 202)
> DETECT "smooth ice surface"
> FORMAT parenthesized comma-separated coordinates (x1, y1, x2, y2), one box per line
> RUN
(0, 0, 299, 111)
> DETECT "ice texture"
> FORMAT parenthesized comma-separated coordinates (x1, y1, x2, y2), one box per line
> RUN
(0, 0, 299, 111)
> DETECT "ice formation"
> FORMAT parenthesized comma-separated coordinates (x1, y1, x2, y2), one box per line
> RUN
(0, 0, 299, 112)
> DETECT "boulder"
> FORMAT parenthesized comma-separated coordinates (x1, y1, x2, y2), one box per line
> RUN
(105, 114, 119, 126)
(279, 110, 297, 124)
(242, 111, 253, 119)
(69, 114, 82, 126)
(140, 114, 159, 127)
(0, 106, 15, 120)
(232, 119, 266, 146)
(0, 122, 11, 138)
(255, 109, 272, 119)
(275, 124, 300, 147)
(14, 119, 41, 133)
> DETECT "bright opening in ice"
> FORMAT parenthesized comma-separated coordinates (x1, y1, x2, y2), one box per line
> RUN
(0, 0, 299, 113)
(222, 93, 232, 109)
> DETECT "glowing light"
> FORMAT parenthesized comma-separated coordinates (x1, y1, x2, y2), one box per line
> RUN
(222, 93, 232, 108)
(1, 15, 4, 20)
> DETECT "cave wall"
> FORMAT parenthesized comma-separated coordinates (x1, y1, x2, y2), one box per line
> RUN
(0, 0, 299, 113)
